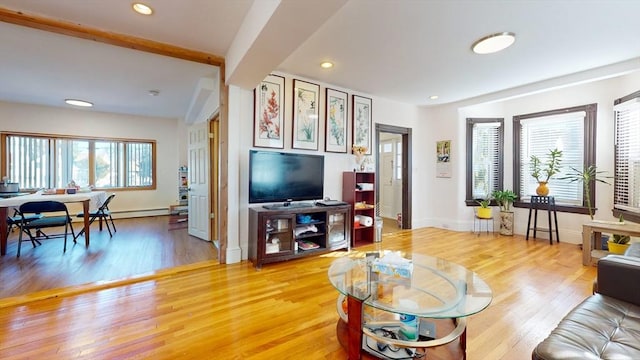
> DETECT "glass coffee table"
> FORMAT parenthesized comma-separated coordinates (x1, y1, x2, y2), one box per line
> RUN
(328, 251, 492, 360)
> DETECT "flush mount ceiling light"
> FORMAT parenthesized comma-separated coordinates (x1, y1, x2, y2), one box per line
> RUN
(472, 32, 516, 54)
(429, 95, 439, 100)
(65, 99, 93, 107)
(132, 3, 153, 15)
(320, 61, 334, 69)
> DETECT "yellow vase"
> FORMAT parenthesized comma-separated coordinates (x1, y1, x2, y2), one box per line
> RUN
(536, 182, 549, 196)
(607, 241, 629, 255)
(477, 208, 492, 219)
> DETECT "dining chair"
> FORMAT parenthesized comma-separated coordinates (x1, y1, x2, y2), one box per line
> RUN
(75, 193, 116, 238)
(17, 201, 75, 257)
(6, 210, 43, 246)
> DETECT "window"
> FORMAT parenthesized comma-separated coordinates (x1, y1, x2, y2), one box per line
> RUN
(466, 118, 503, 205)
(614, 91, 640, 222)
(2, 132, 156, 190)
(513, 104, 596, 213)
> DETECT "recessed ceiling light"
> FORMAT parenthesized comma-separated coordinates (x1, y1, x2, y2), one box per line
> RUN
(65, 99, 93, 107)
(429, 95, 439, 100)
(148, 90, 160, 96)
(132, 3, 153, 15)
(320, 61, 334, 69)
(472, 32, 516, 54)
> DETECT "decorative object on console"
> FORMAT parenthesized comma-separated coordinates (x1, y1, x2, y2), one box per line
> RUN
(352, 95, 372, 155)
(325, 88, 348, 153)
(292, 79, 320, 150)
(254, 74, 285, 149)
(352, 145, 368, 171)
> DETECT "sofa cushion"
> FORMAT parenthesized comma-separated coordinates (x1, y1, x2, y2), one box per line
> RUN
(532, 294, 640, 360)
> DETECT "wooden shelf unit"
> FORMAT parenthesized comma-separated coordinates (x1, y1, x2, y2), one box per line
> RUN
(249, 204, 351, 269)
(342, 171, 376, 247)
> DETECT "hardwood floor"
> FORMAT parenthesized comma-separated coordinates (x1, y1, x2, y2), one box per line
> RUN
(0, 216, 218, 299)
(0, 226, 596, 359)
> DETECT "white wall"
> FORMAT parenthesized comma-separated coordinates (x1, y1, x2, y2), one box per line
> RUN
(423, 70, 640, 244)
(0, 101, 183, 216)
(230, 74, 422, 260)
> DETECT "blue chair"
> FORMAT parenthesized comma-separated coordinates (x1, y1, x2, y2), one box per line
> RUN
(17, 201, 75, 257)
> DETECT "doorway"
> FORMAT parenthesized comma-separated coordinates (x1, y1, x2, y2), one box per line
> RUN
(375, 124, 412, 232)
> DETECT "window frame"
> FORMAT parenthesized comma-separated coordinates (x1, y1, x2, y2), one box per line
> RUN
(1, 131, 156, 191)
(512, 103, 597, 213)
(612, 90, 640, 223)
(465, 117, 504, 206)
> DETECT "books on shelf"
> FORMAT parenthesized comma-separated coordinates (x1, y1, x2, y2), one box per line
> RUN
(297, 240, 319, 250)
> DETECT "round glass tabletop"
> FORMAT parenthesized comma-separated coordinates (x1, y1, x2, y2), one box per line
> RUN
(328, 250, 492, 318)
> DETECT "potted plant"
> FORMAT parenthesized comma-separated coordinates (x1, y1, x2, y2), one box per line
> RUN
(476, 198, 492, 219)
(530, 148, 563, 196)
(559, 165, 611, 220)
(492, 189, 517, 235)
(560, 164, 612, 249)
(608, 215, 631, 254)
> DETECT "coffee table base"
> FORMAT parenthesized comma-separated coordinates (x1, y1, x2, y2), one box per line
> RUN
(336, 318, 466, 360)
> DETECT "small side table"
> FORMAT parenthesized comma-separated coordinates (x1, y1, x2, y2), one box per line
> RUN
(526, 196, 559, 244)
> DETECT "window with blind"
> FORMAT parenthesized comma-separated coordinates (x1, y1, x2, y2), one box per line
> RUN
(2, 132, 156, 191)
(466, 118, 503, 204)
(614, 91, 640, 220)
(513, 104, 597, 213)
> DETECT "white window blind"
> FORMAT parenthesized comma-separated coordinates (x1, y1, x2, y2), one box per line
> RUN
(519, 111, 585, 204)
(614, 98, 640, 212)
(472, 122, 501, 198)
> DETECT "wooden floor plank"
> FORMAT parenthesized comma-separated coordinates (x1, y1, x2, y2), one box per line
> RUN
(0, 226, 596, 359)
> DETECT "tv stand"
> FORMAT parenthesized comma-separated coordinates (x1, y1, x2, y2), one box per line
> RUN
(249, 204, 351, 269)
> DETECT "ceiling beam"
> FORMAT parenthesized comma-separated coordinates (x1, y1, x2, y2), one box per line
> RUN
(0, 6, 224, 66)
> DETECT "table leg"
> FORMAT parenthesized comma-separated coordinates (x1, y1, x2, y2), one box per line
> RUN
(0, 207, 7, 256)
(347, 295, 364, 360)
(82, 199, 90, 247)
(582, 226, 592, 265)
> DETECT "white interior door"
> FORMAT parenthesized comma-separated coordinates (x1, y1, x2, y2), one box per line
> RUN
(188, 122, 210, 240)
(380, 140, 395, 218)
(379, 134, 403, 220)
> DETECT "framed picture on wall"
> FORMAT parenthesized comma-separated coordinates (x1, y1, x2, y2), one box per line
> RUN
(352, 95, 372, 154)
(253, 74, 285, 149)
(292, 79, 320, 150)
(325, 88, 348, 153)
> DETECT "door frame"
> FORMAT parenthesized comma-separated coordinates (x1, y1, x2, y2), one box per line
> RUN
(375, 124, 412, 230)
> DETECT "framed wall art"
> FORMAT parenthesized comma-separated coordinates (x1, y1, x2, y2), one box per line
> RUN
(325, 88, 348, 153)
(352, 95, 372, 154)
(436, 140, 452, 178)
(292, 79, 320, 150)
(253, 74, 285, 148)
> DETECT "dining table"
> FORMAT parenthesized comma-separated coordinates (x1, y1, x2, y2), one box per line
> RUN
(0, 190, 107, 256)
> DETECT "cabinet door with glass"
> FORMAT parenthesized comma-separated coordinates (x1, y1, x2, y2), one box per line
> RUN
(263, 214, 295, 257)
(327, 208, 351, 250)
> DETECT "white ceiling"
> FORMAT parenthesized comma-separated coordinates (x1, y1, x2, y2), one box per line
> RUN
(1, 0, 640, 119)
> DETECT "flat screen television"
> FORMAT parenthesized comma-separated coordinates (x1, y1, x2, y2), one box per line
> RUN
(249, 150, 324, 205)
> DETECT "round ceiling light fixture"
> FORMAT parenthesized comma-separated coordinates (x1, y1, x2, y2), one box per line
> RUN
(65, 99, 93, 107)
(429, 95, 439, 100)
(320, 61, 334, 69)
(132, 3, 154, 15)
(472, 32, 516, 54)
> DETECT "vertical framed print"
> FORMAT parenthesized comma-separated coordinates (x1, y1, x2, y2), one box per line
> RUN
(352, 95, 372, 154)
(292, 79, 320, 150)
(254, 74, 285, 148)
(325, 88, 348, 153)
